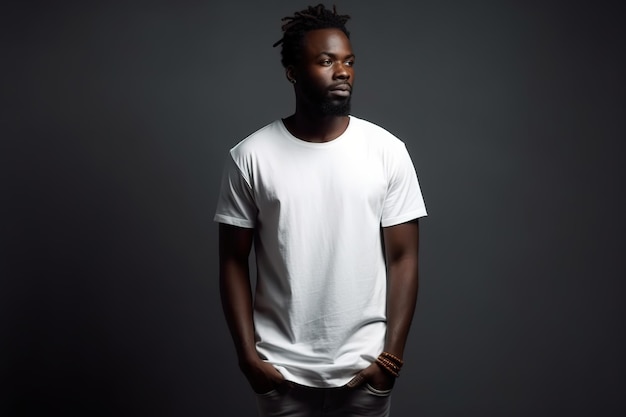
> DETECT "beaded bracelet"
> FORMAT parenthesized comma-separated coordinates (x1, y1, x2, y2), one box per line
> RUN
(380, 351, 404, 366)
(378, 357, 401, 371)
(376, 357, 400, 377)
(375, 351, 404, 378)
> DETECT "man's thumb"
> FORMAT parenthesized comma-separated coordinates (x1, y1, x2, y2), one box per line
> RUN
(346, 372, 366, 388)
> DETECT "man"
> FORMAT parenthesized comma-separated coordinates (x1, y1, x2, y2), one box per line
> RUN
(214, 4, 427, 416)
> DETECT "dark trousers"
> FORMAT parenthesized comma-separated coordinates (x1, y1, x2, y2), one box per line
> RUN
(256, 382, 392, 417)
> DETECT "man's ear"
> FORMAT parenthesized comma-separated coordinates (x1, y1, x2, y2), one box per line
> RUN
(286, 66, 297, 84)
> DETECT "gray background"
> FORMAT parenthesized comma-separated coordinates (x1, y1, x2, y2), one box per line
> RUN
(2, 0, 624, 416)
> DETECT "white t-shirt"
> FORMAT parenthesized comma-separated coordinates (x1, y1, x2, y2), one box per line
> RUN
(214, 115, 427, 387)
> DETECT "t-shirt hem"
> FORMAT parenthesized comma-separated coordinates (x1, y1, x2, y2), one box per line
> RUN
(276, 369, 357, 389)
(381, 210, 427, 228)
(213, 214, 255, 228)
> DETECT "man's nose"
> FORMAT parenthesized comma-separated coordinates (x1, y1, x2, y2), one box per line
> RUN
(334, 63, 350, 80)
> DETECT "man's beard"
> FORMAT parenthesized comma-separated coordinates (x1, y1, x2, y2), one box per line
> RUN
(301, 82, 352, 116)
(319, 96, 351, 116)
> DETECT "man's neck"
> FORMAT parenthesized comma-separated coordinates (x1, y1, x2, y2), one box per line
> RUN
(283, 111, 350, 143)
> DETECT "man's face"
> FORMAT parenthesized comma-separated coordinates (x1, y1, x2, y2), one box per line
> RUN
(295, 28, 355, 116)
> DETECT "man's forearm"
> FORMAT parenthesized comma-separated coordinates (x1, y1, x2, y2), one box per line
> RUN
(218, 224, 258, 365)
(219, 259, 259, 364)
(384, 256, 419, 359)
(382, 220, 420, 360)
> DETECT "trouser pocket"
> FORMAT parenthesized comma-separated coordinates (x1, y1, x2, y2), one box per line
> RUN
(364, 383, 393, 397)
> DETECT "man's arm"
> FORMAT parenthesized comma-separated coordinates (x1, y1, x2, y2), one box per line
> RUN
(347, 219, 420, 389)
(381, 219, 420, 359)
(219, 223, 285, 393)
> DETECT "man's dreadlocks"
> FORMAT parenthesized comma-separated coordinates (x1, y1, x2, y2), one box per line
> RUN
(273, 4, 351, 68)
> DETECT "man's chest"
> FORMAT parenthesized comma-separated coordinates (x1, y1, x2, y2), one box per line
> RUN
(252, 150, 388, 218)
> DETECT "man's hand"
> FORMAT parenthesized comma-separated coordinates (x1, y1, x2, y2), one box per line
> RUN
(240, 357, 286, 394)
(346, 362, 395, 391)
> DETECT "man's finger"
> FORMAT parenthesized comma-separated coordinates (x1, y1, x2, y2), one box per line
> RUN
(346, 373, 365, 388)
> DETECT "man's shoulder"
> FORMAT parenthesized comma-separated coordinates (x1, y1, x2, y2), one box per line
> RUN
(350, 115, 407, 150)
(230, 119, 283, 157)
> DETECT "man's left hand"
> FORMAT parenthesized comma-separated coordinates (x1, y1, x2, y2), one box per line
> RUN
(346, 362, 395, 390)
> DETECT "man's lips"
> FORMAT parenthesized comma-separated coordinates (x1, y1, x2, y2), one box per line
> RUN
(329, 83, 351, 92)
(329, 84, 352, 97)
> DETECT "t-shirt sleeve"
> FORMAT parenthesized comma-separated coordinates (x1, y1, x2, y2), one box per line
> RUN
(380, 143, 427, 227)
(213, 152, 257, 228)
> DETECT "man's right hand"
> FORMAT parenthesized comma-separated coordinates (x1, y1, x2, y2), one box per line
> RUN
(240, 357, 286, 394)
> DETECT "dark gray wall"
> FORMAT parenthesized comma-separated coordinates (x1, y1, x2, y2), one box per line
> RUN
(2, 1, 624, 416)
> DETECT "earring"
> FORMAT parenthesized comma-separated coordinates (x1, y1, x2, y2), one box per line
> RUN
(289, 78, 296, 84)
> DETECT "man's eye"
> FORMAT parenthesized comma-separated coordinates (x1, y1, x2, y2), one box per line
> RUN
(321, 59, 332, 66)
(345, 60, 355, 67)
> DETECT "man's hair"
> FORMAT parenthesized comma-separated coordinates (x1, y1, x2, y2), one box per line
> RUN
(272, 4, 351, 68)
